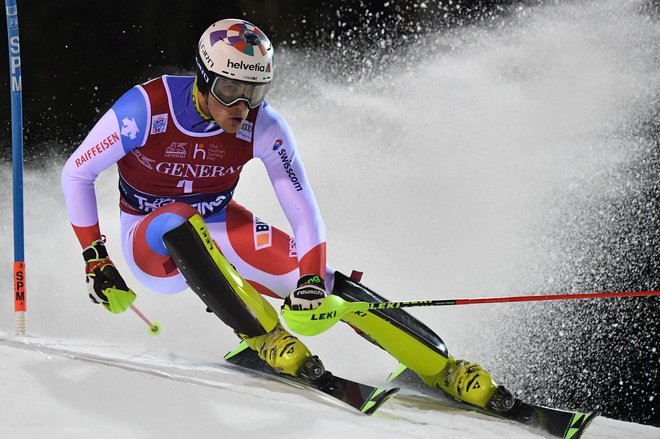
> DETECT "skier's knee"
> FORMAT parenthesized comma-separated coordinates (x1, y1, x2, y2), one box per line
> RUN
(131, 202, 200, 278)
(141, 202, 199, 255)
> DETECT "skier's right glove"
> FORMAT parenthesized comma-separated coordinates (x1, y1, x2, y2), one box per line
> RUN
(82, 239, 135, 314)
(283, 275, 327, 311)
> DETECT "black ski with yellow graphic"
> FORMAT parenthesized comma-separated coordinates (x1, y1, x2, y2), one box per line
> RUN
(224, 341, 399, 415)
(388, 365, 598, 439)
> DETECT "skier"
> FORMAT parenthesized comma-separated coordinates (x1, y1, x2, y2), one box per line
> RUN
(62, 18, 512, 411)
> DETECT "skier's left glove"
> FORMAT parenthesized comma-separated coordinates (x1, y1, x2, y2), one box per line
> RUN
(83, 239, 135, 314)
(283, 275, 327, 311)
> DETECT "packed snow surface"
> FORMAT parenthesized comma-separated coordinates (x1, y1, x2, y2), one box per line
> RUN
(0, 334, 657, 438)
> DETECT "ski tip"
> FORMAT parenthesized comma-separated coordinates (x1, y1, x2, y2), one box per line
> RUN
(361, 387, 400, 415)
(564, 411, 599, 439)
(224, 340, 250, 361)
(387, 364, 408, 382)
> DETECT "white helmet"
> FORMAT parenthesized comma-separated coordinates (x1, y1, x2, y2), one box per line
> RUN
(195, 19, 274, 109)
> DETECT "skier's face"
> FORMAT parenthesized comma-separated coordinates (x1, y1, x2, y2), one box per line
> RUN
(205, 94, 249, 133)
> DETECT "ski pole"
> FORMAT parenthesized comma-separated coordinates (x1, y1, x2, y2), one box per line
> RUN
(363, 289, 660, 308)
(281, 290, 660, 336)
(130, 304, 161, 335)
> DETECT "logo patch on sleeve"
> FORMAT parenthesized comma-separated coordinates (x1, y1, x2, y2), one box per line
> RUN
(151, 113, 168, 134)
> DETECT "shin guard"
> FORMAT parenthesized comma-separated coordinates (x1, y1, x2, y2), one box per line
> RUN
(163, 214, 278, 337)
(333, 271, 449, 376)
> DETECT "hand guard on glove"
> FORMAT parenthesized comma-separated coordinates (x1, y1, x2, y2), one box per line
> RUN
(83, 239, 135, 314)
(283, 275, 327, 311)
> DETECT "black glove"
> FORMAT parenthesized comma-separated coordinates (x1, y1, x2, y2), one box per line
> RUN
(283, 275, 327, 311)
(83, 239, 134, 313)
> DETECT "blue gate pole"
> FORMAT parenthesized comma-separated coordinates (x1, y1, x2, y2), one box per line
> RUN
(5, 0, 26, 335)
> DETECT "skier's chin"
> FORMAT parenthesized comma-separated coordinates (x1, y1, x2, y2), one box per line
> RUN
(220, 117, 245, 133)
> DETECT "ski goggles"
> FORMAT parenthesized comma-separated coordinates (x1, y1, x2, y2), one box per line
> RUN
(210, 76, 269, 109)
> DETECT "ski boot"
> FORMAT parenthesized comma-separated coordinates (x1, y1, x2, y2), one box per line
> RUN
(241, 322, 324, 380)
(422, 358, 503, 408)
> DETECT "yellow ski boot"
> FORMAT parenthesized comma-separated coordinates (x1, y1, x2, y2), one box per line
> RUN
(423, 358, 499, 408)
(242, 323, 318, 378)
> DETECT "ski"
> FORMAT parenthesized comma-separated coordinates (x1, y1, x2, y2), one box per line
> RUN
(388, 364, 598, 439)
(224, 341, 399, 415)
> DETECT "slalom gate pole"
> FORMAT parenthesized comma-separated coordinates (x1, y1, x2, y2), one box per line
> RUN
(5, 0, 26, 335)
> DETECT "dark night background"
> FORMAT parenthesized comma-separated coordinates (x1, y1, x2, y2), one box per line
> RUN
(0, 0, 514, 160)
(2, 0, 659, 427)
